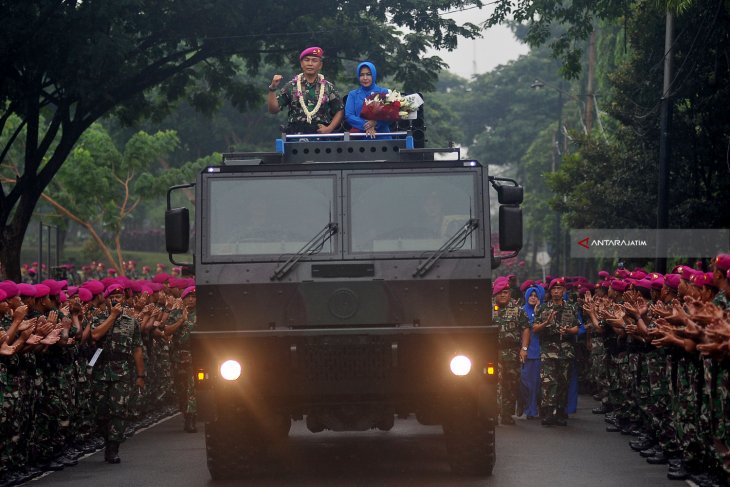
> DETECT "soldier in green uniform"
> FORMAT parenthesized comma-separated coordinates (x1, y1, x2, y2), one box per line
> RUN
(90, 285, 146, 464)
(492, 278, 530, 425)
(533, 278, 579, 426)
(167, 286, 197, 432)
(268, 46, 344, 134)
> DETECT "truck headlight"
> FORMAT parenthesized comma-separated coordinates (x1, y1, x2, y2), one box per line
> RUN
(220, 360, 242, 381)
(449, 355, 472, 376)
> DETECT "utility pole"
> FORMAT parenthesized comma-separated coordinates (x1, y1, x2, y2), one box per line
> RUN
(584, 30, 597, 133)
(656, 12, 674, 274)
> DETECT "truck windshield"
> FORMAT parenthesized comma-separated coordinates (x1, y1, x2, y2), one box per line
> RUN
(207, 176, 335, 256)
(349, 173, 477, 253)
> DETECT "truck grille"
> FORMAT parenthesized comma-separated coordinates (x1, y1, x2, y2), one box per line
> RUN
(296, 335, 393, 383)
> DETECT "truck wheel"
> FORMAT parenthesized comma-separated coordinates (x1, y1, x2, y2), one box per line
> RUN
(443, 409, 496, 476)
(205, 417, 262, 480)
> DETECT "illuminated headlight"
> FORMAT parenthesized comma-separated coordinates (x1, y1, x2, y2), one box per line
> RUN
(450, 355, 472, 376)
(220, 360, 242, 381)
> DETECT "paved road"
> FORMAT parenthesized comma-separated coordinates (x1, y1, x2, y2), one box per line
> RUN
(32, 396, 684, 486)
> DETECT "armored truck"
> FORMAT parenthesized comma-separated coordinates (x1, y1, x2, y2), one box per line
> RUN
(165, 132, 523, 479)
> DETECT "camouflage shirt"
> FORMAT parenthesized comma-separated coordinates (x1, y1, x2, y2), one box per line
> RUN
(492, 302, 529, 361)
(536, 301, 578, 359)
(92, 310, 142, 381)
(713, 290, 728, 309)
(276, 75, 343, 129)
(171, 310, 195, 365)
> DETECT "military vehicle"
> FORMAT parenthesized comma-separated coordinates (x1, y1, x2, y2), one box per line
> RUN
(165, 131, 523, 479)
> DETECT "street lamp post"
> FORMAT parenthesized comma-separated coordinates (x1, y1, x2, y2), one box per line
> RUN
(531, 78, 565, 277)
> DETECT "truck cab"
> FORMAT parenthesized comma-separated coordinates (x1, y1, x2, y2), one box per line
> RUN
(165, 133, 523, 479)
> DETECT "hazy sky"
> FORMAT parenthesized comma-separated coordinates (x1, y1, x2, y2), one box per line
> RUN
(429, 8, 529, 79)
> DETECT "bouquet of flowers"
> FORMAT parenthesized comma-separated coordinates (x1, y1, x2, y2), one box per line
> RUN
(360, 90, 423, 121)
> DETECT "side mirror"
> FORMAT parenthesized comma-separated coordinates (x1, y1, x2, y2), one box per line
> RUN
(165, 208, 190, 254)
(496, 185, 523, 205)
(499, 206, 523, 252)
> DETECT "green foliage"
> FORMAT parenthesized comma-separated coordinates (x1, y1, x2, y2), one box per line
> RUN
(549, 0, 730, 233)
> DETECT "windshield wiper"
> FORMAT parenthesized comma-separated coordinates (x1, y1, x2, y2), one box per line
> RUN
(270, 222, 338, 281)
(412, 219, 479, 278)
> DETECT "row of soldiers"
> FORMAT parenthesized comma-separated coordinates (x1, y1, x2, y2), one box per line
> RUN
(493, 253, 730, 487)
(0, 275, 197, 487)
(19, 260, 184, 285)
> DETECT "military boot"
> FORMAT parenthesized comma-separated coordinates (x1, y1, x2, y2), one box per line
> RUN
(104, 442, 121, 464)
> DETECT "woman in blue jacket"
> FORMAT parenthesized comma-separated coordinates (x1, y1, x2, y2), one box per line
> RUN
(345, 61, 392, 137)
(521, 285, 544, 418)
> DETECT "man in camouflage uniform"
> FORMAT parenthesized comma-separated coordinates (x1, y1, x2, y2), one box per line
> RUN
(90, 285, 145, 464)
(167, 286, 197, 432)
(492, 278, 529, 425)
(534, 278, 579, 426)
(268, 46, 344, 134)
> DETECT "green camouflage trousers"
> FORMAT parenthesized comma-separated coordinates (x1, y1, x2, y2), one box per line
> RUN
(674, 357, 703, 466)
(173, 363, 197, 415)
(498, 354, 520, 418)
(540, 357, 570, 411)
(646, 350, 679, 453)
(92, 378, 132, 443)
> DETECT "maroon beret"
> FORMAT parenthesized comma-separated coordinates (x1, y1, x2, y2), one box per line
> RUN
(520, 280, 535, 293)
(492, 277, 510, 295)
(34, 284, 51, 297)
(548, 277, 566, 289)
(715, 254, 730, 271)
(299, 46, 324, 60)
(152, 272, 170, 284)
(77, 288, 93, 303)
(17, 283, 36, 297)
(664, 274, 681, 290)
(0, 281, 19, 298)
(597, 271, 609, 279)
(104, 284, 124, 298)
(610, 280, 628, 292)
(181, 286, 196, 299)
(614, 269, 629, 279)
(82, 280, 105, 296)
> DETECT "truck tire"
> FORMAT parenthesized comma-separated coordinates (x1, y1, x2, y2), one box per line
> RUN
(443, 407, 496, 476)
(205, 416, 262, 480)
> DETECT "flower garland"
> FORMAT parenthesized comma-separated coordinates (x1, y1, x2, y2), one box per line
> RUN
(295, 73, 326, 124)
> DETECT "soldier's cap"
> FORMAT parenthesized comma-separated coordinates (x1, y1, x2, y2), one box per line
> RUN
(78, 288, 93, 303)
(650, 276, 664, 290)
(0, 281, 19, 298)
(104, 284, 125, 298)
(181, 286, 196, 299)
(548, 277, 566, 289)
(141, 285, 154, 295)
(663, 274, 681, 290)
(610, 280, 628, 293)
(41, 279, 64, 296)
(673, 265, 698, 281)
(614, 269, 630, 279)
(598, 270, 609, 279)
(714, 254, 730, 272)
(82, 280, 105, 296)
(17, 283, 36, 297)
(145, 282, 163, 293)
(492, 277, 510, 295)
(0, 289, 7, 301)
(691, 272, 716, 288)
(577, 285, 592, 295)
(59, 291, 68, 303)
(66, 286, 79, 296)
(519, 279, 535, 293)
(300, 46, 324, 60)
(34, 284, 51, 298)
(108, 268, 117, 275)
(600, 280, 611, 289)
(634, 279, 653, 290)
(630, 270, 647, 280)
(152, 272, 170, 284)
